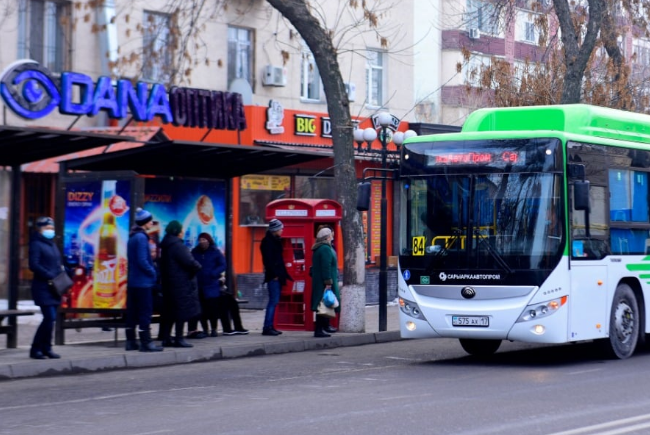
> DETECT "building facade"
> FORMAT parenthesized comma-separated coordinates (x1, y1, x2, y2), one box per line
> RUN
(0, 0, 420, 300)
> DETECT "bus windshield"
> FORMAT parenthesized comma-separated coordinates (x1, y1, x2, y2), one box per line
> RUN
(399, 138, 564, 276)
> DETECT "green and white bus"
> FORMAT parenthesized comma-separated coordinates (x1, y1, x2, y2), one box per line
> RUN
(397, 104, 650, 359)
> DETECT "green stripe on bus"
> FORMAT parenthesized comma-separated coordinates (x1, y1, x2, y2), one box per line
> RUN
(626, 264, 650, 271)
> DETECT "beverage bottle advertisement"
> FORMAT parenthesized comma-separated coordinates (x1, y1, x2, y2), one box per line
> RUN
(144, 178, 227, 255)
(62, 179, 130, 310)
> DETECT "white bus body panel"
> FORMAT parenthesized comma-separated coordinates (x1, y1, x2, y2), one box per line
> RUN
(568, 262, 608, 341)
(399, 257, 572, 343)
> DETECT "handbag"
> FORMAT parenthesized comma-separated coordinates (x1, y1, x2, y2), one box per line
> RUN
(50, 271, 73, 296)
(323, 288, 339, 308)
(317, 300, 336, 318)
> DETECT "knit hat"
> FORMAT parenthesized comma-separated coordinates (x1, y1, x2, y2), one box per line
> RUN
(316, 227, 332, 240)
(135, 208, 153, 226)
(165, 220, 183, 236)
(268, 219, 283, 232)
(35, 216, 54, 227)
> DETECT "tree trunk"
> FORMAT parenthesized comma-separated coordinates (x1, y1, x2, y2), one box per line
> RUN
(553, 0, 605, 103)
(266, 0, 367, 332)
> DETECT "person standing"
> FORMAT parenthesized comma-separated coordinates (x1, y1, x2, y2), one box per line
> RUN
(190, 233, 226, 337)
(260, 219, 292, 336)
(28, 216, 65, 359)
(159, 220, 202, 348)
(125, 208, 163, 352)
(310, 227, 340, 338)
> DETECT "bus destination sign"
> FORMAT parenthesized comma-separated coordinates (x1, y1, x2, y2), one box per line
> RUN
(428, 150, 522, 166)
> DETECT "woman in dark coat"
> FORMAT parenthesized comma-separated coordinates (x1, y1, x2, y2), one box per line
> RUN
(190, 233, 226, 337)
(159, 220, 202, 348)
(310, 227, 340, 338)
(29, 216, 65, 359)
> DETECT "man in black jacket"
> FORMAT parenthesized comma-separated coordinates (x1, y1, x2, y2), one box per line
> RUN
(260, 219, 292, 336)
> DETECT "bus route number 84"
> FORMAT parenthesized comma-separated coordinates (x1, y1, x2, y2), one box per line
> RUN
(413, 236, 425, 256)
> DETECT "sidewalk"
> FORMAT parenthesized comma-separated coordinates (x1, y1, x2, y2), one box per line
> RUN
(0, 303, 401, 381)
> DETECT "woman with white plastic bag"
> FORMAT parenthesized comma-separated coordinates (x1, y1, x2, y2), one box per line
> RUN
(310, 227, 340, 337)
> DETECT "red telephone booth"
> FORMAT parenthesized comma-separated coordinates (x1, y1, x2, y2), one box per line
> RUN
(265, 199, 343, 331)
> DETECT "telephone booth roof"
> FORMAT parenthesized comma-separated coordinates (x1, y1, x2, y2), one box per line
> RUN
(266, 198, 342, 221)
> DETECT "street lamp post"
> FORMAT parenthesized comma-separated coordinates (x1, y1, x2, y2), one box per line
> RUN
(376, 112, 392, 332)
(355, 116, 417, 332)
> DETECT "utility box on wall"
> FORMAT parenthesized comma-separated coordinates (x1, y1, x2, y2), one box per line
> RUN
(265, 199, 342, 331)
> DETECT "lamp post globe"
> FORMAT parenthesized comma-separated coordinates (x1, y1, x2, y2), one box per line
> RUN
(392, 131, 405, 146)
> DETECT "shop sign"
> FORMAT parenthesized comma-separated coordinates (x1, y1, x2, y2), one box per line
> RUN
(321, 117, 332, 138)
(241, 174, 290, 191)
(371, 113, 400, 131)
(265, 100, 285, 134)
(0, 59, 247, 130)
(295, 114, 316, 136)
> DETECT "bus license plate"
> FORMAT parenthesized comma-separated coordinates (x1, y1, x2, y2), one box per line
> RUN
(452, 316, 489, 327)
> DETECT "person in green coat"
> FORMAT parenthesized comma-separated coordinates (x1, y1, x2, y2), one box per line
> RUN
(310, 226, 340, 338)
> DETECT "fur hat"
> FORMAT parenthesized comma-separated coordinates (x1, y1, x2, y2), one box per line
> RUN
(316, 227, 332, 240)
(165, 220, 183, 236)
(268, 219, 284, 232)
(135, 208, 153, 226)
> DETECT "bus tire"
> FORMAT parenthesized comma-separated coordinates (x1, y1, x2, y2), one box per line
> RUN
(459, 339, 501, 356)
(601, 283, 639, 360)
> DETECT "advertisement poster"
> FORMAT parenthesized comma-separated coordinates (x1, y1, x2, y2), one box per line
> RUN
(144, 178, 227, 255)
(62, 179, 131, 309)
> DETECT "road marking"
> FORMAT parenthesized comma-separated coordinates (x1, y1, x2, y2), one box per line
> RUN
(565, 369, 602, 375)
(546, 413, 650, 435)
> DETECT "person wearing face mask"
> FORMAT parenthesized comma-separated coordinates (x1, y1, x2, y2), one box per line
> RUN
(190, 233, 228, 337)
(28, 216, 66, 359)
(260, 219, 293, 336)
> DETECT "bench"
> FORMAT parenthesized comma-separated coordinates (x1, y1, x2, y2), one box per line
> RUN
(55, 308, 160, 346)
(0, 309, 37, 348)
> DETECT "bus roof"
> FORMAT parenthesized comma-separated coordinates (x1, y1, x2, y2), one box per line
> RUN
(459, 104, 650, 145)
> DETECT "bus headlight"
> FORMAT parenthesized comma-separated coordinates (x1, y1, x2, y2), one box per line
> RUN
(399, 297, 426, 320)
(516, 296, 567, 323)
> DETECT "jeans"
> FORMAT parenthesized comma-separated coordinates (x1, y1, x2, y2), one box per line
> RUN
(32, 304, 57, 353)
(126, 286, 154, 331)
(263, 279, 281, 330)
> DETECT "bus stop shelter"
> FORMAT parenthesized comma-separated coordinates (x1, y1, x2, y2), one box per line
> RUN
(0, 125, 134, 347)
(55, 140, 331, 342)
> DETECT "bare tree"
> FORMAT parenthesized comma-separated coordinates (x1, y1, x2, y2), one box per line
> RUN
(265, 0, 368, 332)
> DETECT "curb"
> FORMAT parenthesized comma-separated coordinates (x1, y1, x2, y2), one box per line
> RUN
(0, 330, 402, 380)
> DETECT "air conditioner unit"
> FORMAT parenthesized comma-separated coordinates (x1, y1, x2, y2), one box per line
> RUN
(469, 28, 480, 40)
(262, 65, 287, 87)
(344, 82, 356, 102)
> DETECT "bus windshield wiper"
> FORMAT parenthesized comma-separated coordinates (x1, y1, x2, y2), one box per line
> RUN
(473, 229, 513, 274)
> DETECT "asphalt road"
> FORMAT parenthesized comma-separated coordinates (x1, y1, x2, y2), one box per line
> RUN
(3, 338, 650, 435)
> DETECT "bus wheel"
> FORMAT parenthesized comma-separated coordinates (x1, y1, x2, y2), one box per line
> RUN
(602, 283, 639, 360)
(459, 339, 501, 356)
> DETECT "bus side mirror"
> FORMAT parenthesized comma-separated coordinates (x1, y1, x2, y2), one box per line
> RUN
(574, 180, 590, 211)
(357, 182, 371, 211)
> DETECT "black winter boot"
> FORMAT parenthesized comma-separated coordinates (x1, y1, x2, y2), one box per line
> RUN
(323, 318, 337, 333)
(139, 329, 163, 352)
(125, 328, 139, 351)
(173, 322, 193, 348)
(314, 315, 331, 338)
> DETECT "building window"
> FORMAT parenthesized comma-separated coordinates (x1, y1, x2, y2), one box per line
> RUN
(301, 49, 321, 101)
(463, 54, 491, 87)
(366, 50, 385, 107)
(524, 21, 536, 42)
(18, 0, 72, 73)
(467, 0, 498, 35)
(143, 11, 173, 83)
(228, 26, 253, 88)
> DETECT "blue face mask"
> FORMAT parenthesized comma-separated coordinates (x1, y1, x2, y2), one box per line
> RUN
(42, 229, 55, 239)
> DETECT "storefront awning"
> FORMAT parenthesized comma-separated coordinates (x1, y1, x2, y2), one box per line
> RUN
(0, 125, 133, 167)
(62, 140, 331, 178)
